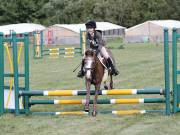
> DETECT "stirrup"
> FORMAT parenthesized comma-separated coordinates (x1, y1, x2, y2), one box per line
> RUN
(77, 71, 84, 78)
(114, 70, 119, 76)
(111, 68, 119, 76)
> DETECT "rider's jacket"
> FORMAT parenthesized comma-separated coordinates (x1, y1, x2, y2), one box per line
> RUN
(86, 30, 106, 51)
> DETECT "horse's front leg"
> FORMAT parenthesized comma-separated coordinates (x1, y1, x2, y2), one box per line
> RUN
(85, 79, 91, 112)
(92, 84, 100, 116)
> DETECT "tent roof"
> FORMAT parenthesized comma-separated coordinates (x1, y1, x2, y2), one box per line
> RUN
(126, 20, 180, 32)
(150, 20, 180, 28)
(0, 23, 46, 35)
(54, 22, 125, 33)
(54, 24, 85, 33)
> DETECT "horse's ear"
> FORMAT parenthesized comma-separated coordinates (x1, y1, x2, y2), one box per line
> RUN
(85, 49, 92, 56)
(85, 50, 87, 56)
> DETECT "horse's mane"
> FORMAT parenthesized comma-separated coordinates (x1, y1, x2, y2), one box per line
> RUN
(85, 49, 94, 57)
(96, 30, 102, 35)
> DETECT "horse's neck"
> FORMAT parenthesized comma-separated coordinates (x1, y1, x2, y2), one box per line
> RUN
(94, 57, 104, 75)
(94, 58, 104, 85)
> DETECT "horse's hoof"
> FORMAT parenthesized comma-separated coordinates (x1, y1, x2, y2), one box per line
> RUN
(84, 107, 90, 112)
(104, 85, 108, 90)
(92, 110, 97, 117)
(85, 109, 90, 112)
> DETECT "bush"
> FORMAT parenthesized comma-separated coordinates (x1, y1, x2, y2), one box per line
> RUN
(118, 45, 125, 49)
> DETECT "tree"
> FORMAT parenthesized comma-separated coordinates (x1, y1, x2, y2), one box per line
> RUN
(0, 0, 179, 27)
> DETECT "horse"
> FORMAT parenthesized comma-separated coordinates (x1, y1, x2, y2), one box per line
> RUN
(83, 49, 113, 116)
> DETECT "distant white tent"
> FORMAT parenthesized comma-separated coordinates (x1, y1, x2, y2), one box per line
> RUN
(125, 20, 180, 43)
(0, 23, 46, 35)
(43, 22, 125, 45)
(54, 22, 125, 33)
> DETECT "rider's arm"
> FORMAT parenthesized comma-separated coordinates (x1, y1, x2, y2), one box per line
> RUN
(96, 31, 106, 46)
(86, 34, 91, 49)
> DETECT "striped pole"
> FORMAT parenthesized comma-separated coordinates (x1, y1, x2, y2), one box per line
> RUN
(19, 89, 163, 96)
(32, 109, 165, 116)
(30, 98, 165, 105)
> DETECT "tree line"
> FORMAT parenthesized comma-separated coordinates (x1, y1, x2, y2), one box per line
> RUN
(0, 0, 179, 27)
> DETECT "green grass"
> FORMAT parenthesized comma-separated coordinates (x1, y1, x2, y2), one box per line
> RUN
(1, 40, 180, 135)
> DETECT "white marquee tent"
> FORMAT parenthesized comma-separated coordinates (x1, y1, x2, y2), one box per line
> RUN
(43, 22, 125, 45)
(0, 23, 46, 35)
(125, 20, 180, 43)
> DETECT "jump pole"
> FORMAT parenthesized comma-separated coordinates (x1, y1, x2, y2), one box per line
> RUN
(29, 98, 165, 105)
(32, 110, 165, 116)
(19, 89, 163, 96)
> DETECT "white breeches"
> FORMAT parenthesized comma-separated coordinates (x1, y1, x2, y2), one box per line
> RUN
(100, 46, 109, 59)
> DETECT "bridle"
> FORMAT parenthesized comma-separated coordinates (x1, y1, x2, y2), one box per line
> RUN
(83, 50, 96, 80)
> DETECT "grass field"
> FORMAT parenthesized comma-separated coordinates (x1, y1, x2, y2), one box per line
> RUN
(1, 39, 180, 135)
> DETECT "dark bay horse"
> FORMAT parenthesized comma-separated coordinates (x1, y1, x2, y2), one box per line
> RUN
(83, 49, 113, 116)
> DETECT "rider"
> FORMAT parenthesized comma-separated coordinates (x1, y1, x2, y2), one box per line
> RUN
(77, 20, 119, 77)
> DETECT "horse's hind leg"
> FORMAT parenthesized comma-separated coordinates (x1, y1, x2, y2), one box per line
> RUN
(92, 84, 100, 116)
(109, 74, 113, 89)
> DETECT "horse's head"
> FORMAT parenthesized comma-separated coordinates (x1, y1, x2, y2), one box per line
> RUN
(83, 49, 96, 80)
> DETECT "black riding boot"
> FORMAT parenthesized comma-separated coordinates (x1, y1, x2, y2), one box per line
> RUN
(107, 58, 119, 76)
(77, 60, 84, 78)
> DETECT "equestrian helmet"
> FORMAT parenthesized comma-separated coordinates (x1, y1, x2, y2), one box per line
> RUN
(85, 20, 96, 29)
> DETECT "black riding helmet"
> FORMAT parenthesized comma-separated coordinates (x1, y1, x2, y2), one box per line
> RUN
(85, 20, 96, 29)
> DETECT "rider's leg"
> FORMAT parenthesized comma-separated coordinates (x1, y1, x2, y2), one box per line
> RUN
(100, 46, 119, 76)
(77, 57, 85, 78)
